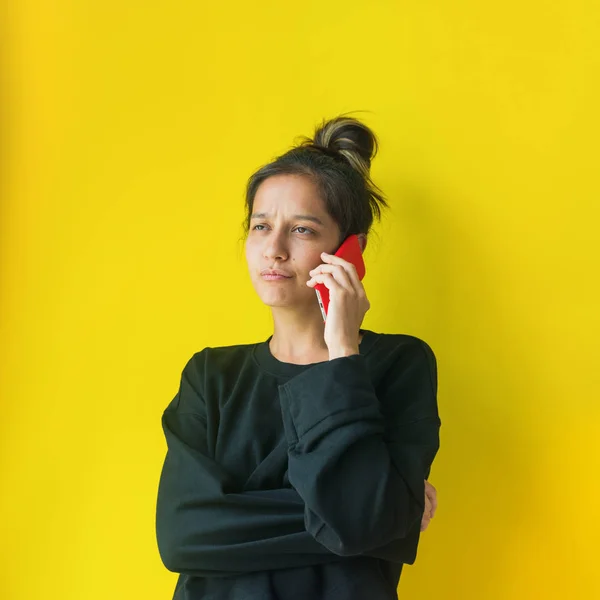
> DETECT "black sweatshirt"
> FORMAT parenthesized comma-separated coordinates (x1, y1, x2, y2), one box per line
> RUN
(155, 328, 441, 599)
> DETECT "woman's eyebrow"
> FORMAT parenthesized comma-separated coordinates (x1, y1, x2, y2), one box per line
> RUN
(250, 212, 324, 226)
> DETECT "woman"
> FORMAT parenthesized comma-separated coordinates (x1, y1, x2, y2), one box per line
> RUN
(156, 114, 441, 599)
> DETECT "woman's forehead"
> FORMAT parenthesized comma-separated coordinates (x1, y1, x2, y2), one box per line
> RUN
(253, 176, 327, 220)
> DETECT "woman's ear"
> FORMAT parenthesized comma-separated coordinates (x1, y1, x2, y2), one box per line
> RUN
(357, 233, 367, 253)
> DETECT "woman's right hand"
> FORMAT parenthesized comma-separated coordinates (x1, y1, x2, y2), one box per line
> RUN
(420, 480, 438, 532)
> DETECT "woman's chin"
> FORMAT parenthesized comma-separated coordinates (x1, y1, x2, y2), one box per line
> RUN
(260, 294, 318, 311)
(255, 282, 316, 309)
(261, 296, 293, 308)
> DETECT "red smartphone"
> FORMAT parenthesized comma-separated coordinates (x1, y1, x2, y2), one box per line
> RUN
(314, 234, 366, 321)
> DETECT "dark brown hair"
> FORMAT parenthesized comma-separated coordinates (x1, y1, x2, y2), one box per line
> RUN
(240, 112, 389, 248)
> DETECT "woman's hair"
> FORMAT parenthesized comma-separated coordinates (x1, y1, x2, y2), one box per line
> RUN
(240, 112, 389, 247)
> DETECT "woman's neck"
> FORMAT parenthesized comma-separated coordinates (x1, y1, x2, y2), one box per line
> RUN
(268, 325, 363, 365)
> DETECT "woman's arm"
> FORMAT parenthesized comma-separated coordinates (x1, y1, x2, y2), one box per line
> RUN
(157, 404, 340, 577)
(276, 338, 441, 557)
(156, 353, 341, 577)
(156, 343, 441, 576)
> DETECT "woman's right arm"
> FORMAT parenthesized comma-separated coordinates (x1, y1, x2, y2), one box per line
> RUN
(156, 352, 342, 577)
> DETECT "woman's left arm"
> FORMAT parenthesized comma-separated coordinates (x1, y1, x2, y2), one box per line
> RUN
(277, 338, 442, 560)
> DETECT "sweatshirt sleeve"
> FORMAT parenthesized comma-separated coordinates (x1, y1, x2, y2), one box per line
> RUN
(277, 338, 441, 558)
(156, 352, 345, 577)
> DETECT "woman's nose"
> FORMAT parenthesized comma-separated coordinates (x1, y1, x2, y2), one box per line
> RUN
(264, 249, 287, 261)
(263, 239, 288, 261)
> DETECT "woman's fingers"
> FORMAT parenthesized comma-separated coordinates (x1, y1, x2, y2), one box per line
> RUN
(309, 255, 363, 296)
(420, 514, 431, 532)
(425, 480, 438, 518)
(307, 264, 354, 293)
(421, 492, 432, 531)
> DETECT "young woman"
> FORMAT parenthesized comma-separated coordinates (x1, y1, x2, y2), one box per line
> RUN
(156, 115, 441, 599)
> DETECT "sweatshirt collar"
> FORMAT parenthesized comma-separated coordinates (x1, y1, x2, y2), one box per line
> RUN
(253, 328, 380, 378)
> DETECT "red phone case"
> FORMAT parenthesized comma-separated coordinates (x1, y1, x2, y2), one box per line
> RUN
(314, 234, 366, 321)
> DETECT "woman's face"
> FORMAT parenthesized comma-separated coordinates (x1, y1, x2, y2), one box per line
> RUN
(244, 173, 341, 310)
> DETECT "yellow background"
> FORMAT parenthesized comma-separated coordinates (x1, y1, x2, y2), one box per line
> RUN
(2, 1, 598, 598)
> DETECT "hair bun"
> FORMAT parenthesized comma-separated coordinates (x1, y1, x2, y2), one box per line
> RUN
(311, 114, 379, 180)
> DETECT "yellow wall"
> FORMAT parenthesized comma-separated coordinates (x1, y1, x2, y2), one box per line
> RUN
(2, 1, 598, 598)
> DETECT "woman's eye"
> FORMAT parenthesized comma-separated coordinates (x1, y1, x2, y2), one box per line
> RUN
(252, 225, 313, 235)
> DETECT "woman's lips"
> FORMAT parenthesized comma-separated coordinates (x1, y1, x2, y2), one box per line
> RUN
(262, 274, 292, 280)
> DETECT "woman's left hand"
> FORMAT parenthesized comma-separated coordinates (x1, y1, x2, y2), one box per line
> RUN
(306, 251, 370, 359)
